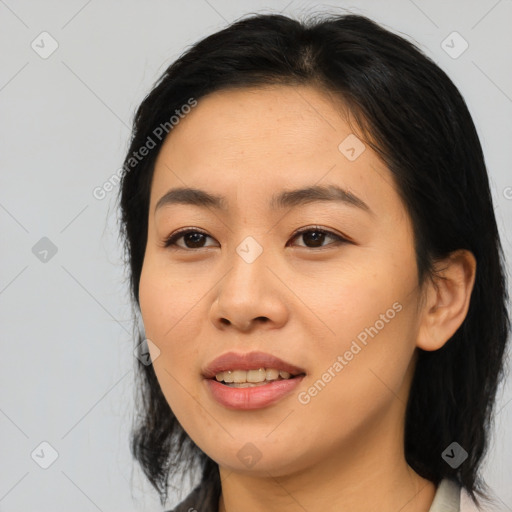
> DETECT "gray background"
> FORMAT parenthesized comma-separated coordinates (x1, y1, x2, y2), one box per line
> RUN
(1, 1, 511, 511)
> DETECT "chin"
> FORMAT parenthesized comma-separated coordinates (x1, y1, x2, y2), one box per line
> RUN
(202, 439, 310, 478)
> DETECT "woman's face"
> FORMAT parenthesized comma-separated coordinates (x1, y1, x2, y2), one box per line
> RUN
(139, 85, 427, 476)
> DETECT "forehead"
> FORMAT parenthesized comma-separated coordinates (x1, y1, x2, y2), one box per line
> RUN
(161, 84, 350, 153)
(150, 85, 399, 219)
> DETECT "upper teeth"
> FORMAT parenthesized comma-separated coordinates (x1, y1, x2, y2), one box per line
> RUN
(215, 368, 292, 383)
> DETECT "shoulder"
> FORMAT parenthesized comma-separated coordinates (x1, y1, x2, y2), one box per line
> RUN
(460, 487, 494, 512)
(431, 479, 491, 512)
(165, 480, 220, 512)
(164, 484, 201, 512)
(429, 479, 461, 511)
(166, 476, 485, 512)
(460, 488, 478, 512)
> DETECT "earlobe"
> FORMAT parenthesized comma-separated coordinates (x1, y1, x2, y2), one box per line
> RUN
(416, 249, 477, 352)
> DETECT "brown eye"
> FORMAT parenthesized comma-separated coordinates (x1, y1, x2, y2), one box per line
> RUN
(163, 229, 217, 249)
(289, 227, 348, 249)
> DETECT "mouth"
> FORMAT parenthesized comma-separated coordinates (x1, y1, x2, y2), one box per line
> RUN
(202, 351, 307, 409)
(211, 368, 306, 388)
(202, 350, 307, 381)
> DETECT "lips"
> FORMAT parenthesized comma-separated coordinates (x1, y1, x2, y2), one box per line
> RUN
(202, 351, 306, 380)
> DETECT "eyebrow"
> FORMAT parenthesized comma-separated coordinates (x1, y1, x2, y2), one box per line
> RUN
(154, 184, 371, 214)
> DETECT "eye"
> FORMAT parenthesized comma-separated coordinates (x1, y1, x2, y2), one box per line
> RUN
(162, 226, 350, 251)
(288, 226, 349, 249)
(162, 228, 218, 250)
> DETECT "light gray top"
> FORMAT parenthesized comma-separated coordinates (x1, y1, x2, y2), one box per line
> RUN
(169, 476, 469, 511)
(429, 479, 461, 511)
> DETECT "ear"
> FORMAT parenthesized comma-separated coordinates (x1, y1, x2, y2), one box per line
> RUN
(416, 249, 477, 351)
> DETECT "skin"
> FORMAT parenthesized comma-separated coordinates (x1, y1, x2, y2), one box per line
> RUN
(138, 84, 476, 512)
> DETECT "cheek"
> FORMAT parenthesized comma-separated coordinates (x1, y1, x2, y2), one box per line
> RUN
(138, 264, 203, 412)
(299, 250, 420, 403)
(290, 299, 418, 460)
(138, 257, 208, 365)
(138, 272, 200, 430)
(139, 258, 204, 342)
(302, 254, 417, 348)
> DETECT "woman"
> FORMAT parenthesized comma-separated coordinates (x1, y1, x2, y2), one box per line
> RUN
(117, 12, 510, 512)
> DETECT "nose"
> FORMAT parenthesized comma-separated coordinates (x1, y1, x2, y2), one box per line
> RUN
(209, 245, 289, 332)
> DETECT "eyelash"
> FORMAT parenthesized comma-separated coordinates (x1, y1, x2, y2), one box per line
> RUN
(162, 226, 350, 250)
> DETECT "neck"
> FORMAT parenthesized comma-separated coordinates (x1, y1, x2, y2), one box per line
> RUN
(218, 457, 435, 512)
